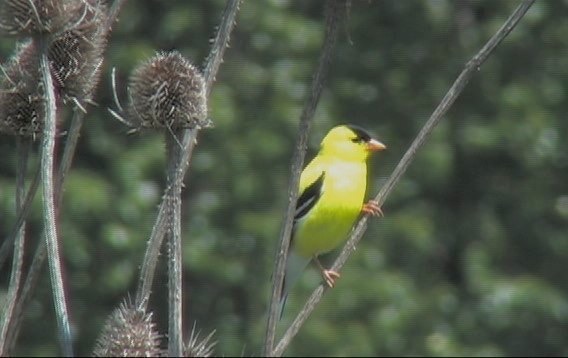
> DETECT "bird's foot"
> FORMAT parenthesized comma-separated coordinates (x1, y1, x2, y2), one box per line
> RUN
(322, 269, 341, 288)
(362, 200, 383, 217)
(313, 256, 341, 287)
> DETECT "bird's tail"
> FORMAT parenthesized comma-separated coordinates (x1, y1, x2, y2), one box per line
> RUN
(278, 251, 310, 319)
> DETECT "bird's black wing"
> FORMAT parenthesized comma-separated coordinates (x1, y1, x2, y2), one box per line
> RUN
(294, 171, 325, 223)
(280, 172, 325, 308)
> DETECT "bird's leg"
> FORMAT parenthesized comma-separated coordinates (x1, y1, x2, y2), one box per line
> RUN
(362, 199, 383, 217)
(313, 256, 340, 288)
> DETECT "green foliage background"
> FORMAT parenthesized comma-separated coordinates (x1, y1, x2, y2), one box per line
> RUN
(1, 0, 568, 356)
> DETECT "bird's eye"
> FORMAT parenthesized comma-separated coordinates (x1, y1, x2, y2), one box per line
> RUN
(351, 137, 363, 143)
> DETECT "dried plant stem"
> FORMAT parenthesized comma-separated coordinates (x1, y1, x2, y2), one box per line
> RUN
(134, 0, 242, 310)
(0, 138, 30, 356)
(160, 0, 245, 343)
(202, 0, 242, 97)
(0, 167, 40, 270)
(57, 110, 85, 197)
(3, 0, 127, 350)
(38, 39, 73, 357)
(3, 89, 90, 358)
(166, 130, 184, 357)
(263, 0, 346, 355)
(271, 1, 535, 355)
(4, 230, 47, 354)
(135, 196, 168, 308)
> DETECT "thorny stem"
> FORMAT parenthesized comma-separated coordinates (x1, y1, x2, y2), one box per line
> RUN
(134, 0, 242, 310)
(166, 130, 184, 357)
(271, 1, 536, 356)
(3, 57, 92, 358)
(39, 39, 73, 357)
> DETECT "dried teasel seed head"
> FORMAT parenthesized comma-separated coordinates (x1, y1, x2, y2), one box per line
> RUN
(92, 300, 162, 357)
(49, 0, 109, 108)
(184, 325, 216, 358)
(0, 0, 81, 37)
(127, 51, 209, 130)
(0, 41, 45, 138)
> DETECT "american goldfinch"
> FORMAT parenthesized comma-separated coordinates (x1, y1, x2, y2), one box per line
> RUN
(280, 124, 386, 316)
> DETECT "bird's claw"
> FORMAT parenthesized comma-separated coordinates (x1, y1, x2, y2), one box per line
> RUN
(322, 269, 341, 288)
(362, 200, 383, 217)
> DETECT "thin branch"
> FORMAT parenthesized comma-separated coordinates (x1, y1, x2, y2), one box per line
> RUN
(39, 40, 73, 357)
(3, 232, 48, 355)
(134, 190, 170, 308)
(202, 0, 242, 98)
(263, 0, 347, 355)
(0, 138, 30, 357)
(272, 0, 535, 356)
(134, 0, 242, 310)
(0, 166, 40, 270)
(56, 110, 85, 200)
(1, 165, 42, 355)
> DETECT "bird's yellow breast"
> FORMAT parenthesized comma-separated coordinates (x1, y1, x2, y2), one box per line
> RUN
(293, 161, 367, 258)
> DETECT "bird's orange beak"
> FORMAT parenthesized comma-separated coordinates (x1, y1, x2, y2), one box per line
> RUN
(366, 139, 386, 152)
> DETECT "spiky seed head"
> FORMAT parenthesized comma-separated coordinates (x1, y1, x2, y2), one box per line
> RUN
(0, 41, 44, 138)
(127, 51, 208, 130)
(49, 0, 108, 107)
(50, 0, 108, 99)
(92, 301, 162, 357)
(184, 326, 216, 358)
(0, 0, 81, 36)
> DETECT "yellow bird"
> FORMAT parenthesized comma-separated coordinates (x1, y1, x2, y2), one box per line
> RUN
(280, 124, 386, 316)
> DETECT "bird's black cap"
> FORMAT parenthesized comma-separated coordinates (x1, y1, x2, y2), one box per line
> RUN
(345, 124, 373, 142)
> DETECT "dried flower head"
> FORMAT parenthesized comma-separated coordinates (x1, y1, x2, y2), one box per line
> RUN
(184, 325, 216, 358)
(92, 300, 162, 357)
(0, 0, 81, 36)
(0, 41, 44, 138)
(127, 51, 208, 130)
(49, 0, 108, 108)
